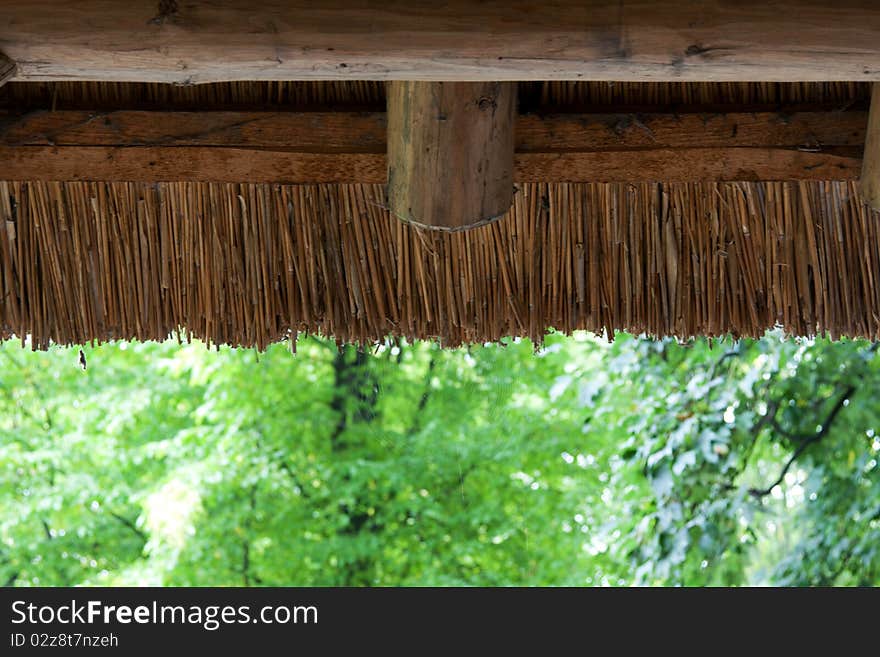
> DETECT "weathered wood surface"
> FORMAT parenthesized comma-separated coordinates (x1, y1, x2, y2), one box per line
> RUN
(1, 1, 878, 83)
(0, 53, 15, 87)
(1, 109, 865, 151)
(386, 81, 517, 230)
(0, 111, 390, 151)
(0, 109, 866, 184)
(860, 84, 880, 211)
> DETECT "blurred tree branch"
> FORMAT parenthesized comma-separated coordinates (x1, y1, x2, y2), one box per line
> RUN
(748, 385, 856, 498)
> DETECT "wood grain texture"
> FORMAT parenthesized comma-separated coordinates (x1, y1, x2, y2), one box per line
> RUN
(0, 52, 15, 87)
(0, 1, 878, 83)
(0, 147, 386, 183)
(860, 84, 880, 211)
(516, 149, 861, 183)
(2, 110, 865, 151)
(387, 81, 516, 230)
(0, 109, 866, 184)
(0, 147, 860, 185)
(0, 111, 388, 151)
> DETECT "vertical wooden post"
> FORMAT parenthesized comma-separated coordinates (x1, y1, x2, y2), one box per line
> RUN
(0, 52, 16, 87)
(861, 83, 880, 212)
(387, 81, 516, 231)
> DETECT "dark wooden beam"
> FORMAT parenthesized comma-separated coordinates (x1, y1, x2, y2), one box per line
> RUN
(0, 1, 878, 83)
(0, 109, 867, 184)
(861, 84, 880, 211)
(0, 109, 389, 184)
(0, 111, 389, 151)
(2, 110, 865, 151)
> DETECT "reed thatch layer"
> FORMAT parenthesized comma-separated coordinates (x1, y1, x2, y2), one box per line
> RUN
(1, 180, 878, 349)
(1, 81, 876, 347)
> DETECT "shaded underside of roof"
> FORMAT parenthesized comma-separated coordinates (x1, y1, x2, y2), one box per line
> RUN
(1, 80, 872, 112)
(1, 81, 878, 347)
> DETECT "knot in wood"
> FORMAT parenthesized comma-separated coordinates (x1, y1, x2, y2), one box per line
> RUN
(477, 96, 497, 112)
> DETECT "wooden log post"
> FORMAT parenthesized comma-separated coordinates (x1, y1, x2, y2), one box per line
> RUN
(861, 83, 880, 212)
(387, 81, 516, 231)
(0, 52, 16, 87)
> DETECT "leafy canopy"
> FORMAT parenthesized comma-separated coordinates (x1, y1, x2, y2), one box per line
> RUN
(0, 331, 877, 586)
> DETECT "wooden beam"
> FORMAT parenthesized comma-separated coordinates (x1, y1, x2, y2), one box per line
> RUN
(0, 111, 389, 151)
(0, 147, 386, 183)
(860, 84, 880, 211)
(386, 81, 516, 231)
(0, 52, 15, 87)
(0, 109, 866, 184)
(2, 110, 865, 151)
(0, 1, 878, 83)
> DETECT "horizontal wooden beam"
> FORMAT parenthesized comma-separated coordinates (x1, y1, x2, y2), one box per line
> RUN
(0, 109, 867, 184)
(2, 110, 866, 151)
(0, 1, 878, 83)
(0, 111, 389, 151)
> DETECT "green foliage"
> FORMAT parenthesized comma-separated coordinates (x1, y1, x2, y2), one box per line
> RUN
(0, 331, 877, 586)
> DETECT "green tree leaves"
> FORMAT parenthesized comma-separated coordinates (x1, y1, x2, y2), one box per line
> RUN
(0, 331, 877, 586)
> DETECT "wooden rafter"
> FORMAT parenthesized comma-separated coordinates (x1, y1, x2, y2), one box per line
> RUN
(0, 108, 866, 184)
(0, 1, 878, 83)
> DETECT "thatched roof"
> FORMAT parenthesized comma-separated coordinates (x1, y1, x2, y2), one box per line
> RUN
(2, 81, 879, 348)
